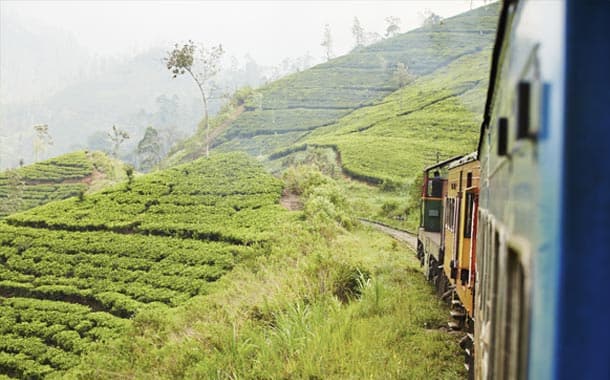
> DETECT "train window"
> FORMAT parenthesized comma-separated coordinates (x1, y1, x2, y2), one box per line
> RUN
(466, 172, 473, 188)
(498, 117, 509, 156)
(517, 81, 531, 140)
(464, 193, 474, 238)
(502, 246, 528, 380)
(445, 198, 455, 231)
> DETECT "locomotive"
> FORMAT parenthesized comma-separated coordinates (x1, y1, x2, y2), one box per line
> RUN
(417, 1, 610, 379)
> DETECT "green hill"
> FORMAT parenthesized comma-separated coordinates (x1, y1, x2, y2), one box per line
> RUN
(0, 153, 284, 378)
(0, 151, 127, 218)
(167, 3, 499, 168)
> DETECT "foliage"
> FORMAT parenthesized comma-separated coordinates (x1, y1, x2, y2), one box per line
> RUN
(385, 16, 402, 38)
(321, 24, 334, 61)
(0, 153, 284, 377)
(167, 3, 500, 162)
(62, 215, 465, 379)
(352, 17, 365, 48)
(136, 127, 162, 172)
(165, 40, 225, 157)
(107, 125, 130, 158)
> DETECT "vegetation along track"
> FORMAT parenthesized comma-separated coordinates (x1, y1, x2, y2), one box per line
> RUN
(359, 219, 417, 250)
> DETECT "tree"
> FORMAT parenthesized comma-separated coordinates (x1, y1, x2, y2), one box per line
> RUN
(165, 40, 224, 158)
(108, 125, 130, 158)
(393, 62, 414, 88)
(352, 17, 365, 48)
(385, 17, 401, 38)
(33, 124, 53, 161)
(422, 9, 443, 27)
(321, 24, 334, 61)
(393, 62, 415, 111)
(136, 126, 162, 172)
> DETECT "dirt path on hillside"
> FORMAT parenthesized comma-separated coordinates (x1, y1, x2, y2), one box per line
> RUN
(280, 189, 302, 211)
(359, 219, 417, 250)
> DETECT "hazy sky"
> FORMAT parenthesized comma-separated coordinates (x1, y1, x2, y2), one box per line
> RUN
(2, 0, 491, 65)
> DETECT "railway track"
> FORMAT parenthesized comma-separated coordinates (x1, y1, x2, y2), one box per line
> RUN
(359, 219, 417, 250)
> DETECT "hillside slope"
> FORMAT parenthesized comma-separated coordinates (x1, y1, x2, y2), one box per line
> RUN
(0, 151, 126, 218)
(0, 153, 284, 378)
(286, 46, 493, 185)
(167, 3, 499, 164)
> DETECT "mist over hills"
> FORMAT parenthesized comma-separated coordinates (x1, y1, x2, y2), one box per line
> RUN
(0, 11, 310, 170)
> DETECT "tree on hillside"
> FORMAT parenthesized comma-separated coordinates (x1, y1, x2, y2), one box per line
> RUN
(422, 9, 443, 27)
(393, 62, 414, 88)
(108, 125, 130, 158)
(33, 124, 53, 161)
(385, 17, 401, 38)
(352, 17, 365, 48)
(394, 62, 415, 111)
(165, 40, 224, 158)
(136, 126, 162, 172)
(321, 24, 334, 61)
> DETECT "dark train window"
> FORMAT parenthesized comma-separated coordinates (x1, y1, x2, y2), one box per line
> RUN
(503, 246, 528, 380)
(466, 172, 473, 188)
(464, 193, 474, 238)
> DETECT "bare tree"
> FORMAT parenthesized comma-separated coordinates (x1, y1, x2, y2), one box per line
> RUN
(165, 40, 224, 158)
(352, 17, 365, 48)
(107, 125, 130, 158)
(321, 24, 334, 61)
(33, 124, 53, 161)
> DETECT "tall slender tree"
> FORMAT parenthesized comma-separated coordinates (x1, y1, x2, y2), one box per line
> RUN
(33, 124, 53, 161)
(352, 17, 365, 48)
(321, 24, 334, 61)
(165, 41, 224, 158)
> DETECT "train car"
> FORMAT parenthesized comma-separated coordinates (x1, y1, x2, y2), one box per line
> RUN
(474, 1, 610, 379)
(417, 156, 462, 288)
(443, 153, 480, 320)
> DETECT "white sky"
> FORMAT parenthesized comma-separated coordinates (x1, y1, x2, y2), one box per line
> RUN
(2, 0, 491, 64)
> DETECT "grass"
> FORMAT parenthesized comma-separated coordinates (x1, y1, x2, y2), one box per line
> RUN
(65, 169, 465, 379)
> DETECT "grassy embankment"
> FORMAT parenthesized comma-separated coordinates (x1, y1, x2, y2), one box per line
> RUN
(0, 154, 464, 378)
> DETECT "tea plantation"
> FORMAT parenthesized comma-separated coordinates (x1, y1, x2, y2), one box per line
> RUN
(167, 3, 499, 163)
(0, 153, 284, 378)
(0, 151, 125, 218)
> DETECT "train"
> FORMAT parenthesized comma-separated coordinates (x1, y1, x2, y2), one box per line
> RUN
(416, 1, 610, 379)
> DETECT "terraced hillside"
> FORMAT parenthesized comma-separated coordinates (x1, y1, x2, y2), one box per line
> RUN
(282, 46, 493, 185)
(0, 151, 125, 218)
(167, 3, 499, 164)
(0, 153, 284, 378)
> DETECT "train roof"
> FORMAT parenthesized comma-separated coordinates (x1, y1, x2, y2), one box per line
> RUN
(447, 151, 478, 169)
(423, 155, 464, 172)
(477, 0, 511, 155)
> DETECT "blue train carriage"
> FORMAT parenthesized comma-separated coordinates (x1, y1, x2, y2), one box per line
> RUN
(417, 155, 463, 286)
(474, 1, 610, 379)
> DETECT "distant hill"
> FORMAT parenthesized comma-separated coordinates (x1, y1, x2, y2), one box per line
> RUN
(167, 2, 499, 171)
(0, 151, 126, 217)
